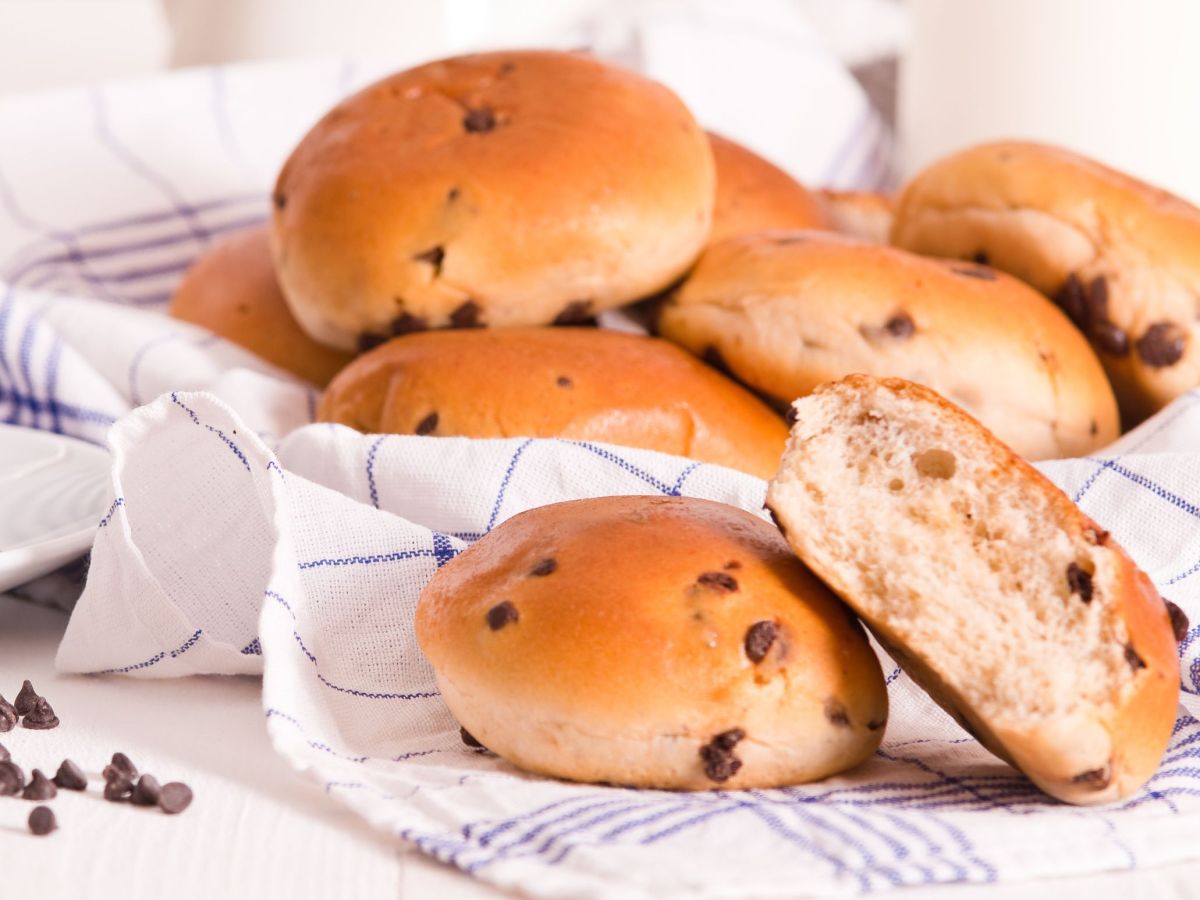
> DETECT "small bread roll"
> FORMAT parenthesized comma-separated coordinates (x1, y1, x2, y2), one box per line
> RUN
(169, 226, 353, 386)
(657, 231, 1119, 460)
(891, 141, 1200, 423)
(708, 132, 828, 244)
(317, 327, 788, 478)
(766, 375, 1180, 805)
(272, 50, 715, 352)
(816, 189, 894, 244)
(416, 495, 888, 790)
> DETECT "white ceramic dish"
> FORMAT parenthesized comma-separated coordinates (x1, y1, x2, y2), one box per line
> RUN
(0, 424, 110, 593)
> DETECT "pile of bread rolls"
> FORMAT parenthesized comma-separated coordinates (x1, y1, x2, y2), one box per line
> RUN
(169, 50, 1190, 804)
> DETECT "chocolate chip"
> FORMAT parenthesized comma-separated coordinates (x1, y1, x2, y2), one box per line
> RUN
(358, 332, 387, 353)
(460, 727, 486, 749)
(1054, 274, 1087, 327)
(743, 621, 777, 663)
(391, 312, 429, 336)
(552, 299, 594, 326)
(486, 601, 518, 631)
(28, 806, 55, 836)
(0, 761, 24, 795)
(0, 695, 15, 733)
(697, 571, 738, 593)
(1066, 562, 1093, 603)
(413, 245, 445, 276)
(1136, 322, 1187, 368)
(159, 782, 194, 815)
(53, 760, 86, 792)
(1086, 276, 1110, 323)
(14, 680, 38, 717)
(272, 193, 287, 211)
(1124, 645, 1146, 671)
(556, 375, 573, 388)
(973, 251, 990, 265)
(22, 769, 56, 801)
(824, 699, 851, 728)
(132, 774, 162, 807)
(449, 300, 483, 329)
(1165, 599, 1190, 643)
(913, 448, 956, 479)
(884, 312, 915, 338)
(463, 107, 496, 133)
(699, 729, 745, 783)
(22, 696, 59, 730)
(415, 412, 439, 436)
(952, 265, 996, 280)
(867, 718, 887, 731)
(103, 778, 133, 802)
(1091, 320, 1130, 357)
(104, 752, 138, 784)
(530, 558, 557, 577)
(1071, 766, 1111, 789)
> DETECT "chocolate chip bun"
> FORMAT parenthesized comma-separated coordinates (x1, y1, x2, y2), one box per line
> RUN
(272, 50, 715, 352)
(416, 495, 889, 790)
(816, 190, 894, 244)
(657, 231, 1119, 461)
(169, 225, 353, 386)
(317, 327, 788, 478)
(707, 132, 828, 244)
(766, 375, 1181, 805)
(891, 141, 1200, 423)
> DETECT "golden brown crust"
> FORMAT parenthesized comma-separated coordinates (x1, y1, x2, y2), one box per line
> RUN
(707, 132, 828, 244)
(416, 495, 888, 789)
(658, 231, 1119, 460)
(816, 189, 894, 244)
(316, 327, 789, 478)
(168, 226, 354, 386)
(272, 50, 715, 351)
(891, 140, 1200, 422)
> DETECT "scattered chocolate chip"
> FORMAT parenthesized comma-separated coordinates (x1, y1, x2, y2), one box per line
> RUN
(913, 448, 956, 479)
(1136, 322, 1187, 368)
(556, 375, 573, 388)
(22, 769, 56, 801)
(449, 300, 483, 329)
(132, 774, 162, 807)
(1091, 320, 1130, 357)
(972, 251, 990, 265)
(103, 778, 133, 802)
(0, 761, 24, 795)
(413, 245, 445, 275)
(824, 699, 852, 728)
(1124, 645, 1146, 671)
(53, 760, 86, 792)
(415, 412, 439, 436)
(0, 695, 16, 733)
(530, 558, 557, 577)
(14, 680, 38, 717)
(702, 345, 731, 375)
(1066, 562, 1094, 603)
(1054, 274, 1087, 327)
(697, 572, 738, 593)
(952, 265, 996, 280)
(104, 753, 138, 784)
(699, 729, 745, 783)
(22, 696, 59, 730)
(1071, 766, 1111, 789)
(272, 193, 287, 211)
(486, 601, 519, 631)
(552, 300, 594, 326)
(743, 621, 777, 663)
(1086, 276, 1110, 323)
(884, 312, 915, 338)
(867, 718, 887, 731)
(460, 727, 486, 750)
(357, 332, 387, 353)
(159, 782, 194, 815)
(28, 806, 55, 836)
(463, 107, 496, 133)
(391, 312, 429, 336)
(1165, 599, 1190, 643)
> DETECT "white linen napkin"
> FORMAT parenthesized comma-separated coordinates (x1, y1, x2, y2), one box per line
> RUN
(1, 25, 1198, 900)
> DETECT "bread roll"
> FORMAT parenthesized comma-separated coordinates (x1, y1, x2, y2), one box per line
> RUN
(657, 230, 1119, 460)
(708, 132, 828, 244)
(272, 50, 715, 352)
(891, 141, 1200, 423)
(317, 327, 788, 478)
(766, 375, 1180, 805)
(416, 495, 888, 790)
(169, 226, 353, 386)
(816, 189, 894, 244)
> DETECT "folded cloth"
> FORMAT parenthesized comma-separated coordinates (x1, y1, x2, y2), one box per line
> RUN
(0, 32, 1197, 900)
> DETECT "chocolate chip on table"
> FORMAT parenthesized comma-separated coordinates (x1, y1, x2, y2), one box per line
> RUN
(1165, 599, 1190, 643)
(884, 312, 915, 338)
(460, 727, 487, 750)
(103, 778, 133, 802)
(1071, 765, 1111, 789)
(449, 300, 484, 329)
(0, 760, 24, 795)
(486, 601, 519, 631)
(53, 760, 87, 792)
(1054, 273, 1087, 327)
(28, 806, 56, 836)
(14, 680, 39, 717)
(824, 699, 852, 728)
(22, 769, 56, 802)
(552, 300, 594, 326)
(415, 412, 439, 436)
(0, 695, 16, 733)
(743, 621, 778, 663)
(951, 265, 996, 280)
(159, 782, 194, 815)
(391, 312, 429, 336)
(131, 775, 162, 807)
(22, 696, 59, 730)
(104, 752, 138, 784)
(699, 729, 745, 783)
(1124, 645, 1146, 671)
(413, 245, 445, 275)
(1091, 320, 1130, 357)
(1066, 562, 1094, 603)
(530, 558, 557, 577)
(697, 571, 738, 593)
(462, 107, 496, 133)
(1136, 322, 1186, 368)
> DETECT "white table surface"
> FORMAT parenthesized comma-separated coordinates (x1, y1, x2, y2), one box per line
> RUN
(2, 592, 1197, 899)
